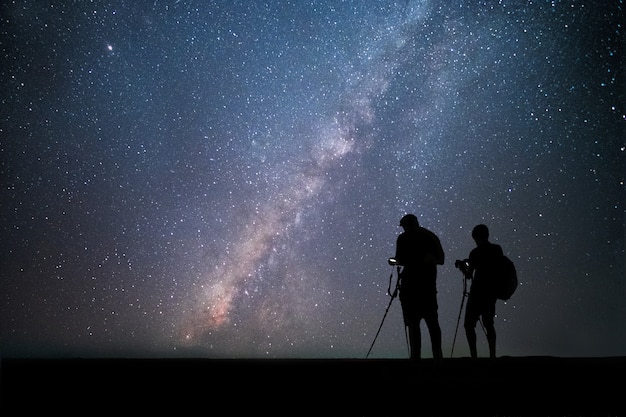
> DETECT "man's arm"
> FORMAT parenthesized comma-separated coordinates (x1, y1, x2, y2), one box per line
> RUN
(434, 235, 445, 265)
(426, 230, 445, 265)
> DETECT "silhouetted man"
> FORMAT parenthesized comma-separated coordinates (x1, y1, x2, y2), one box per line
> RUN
(391, 214, 444, 361)
(463, 224, 503, 359)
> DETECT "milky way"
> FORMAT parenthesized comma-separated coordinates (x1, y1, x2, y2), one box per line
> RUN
(1, 1, 624, 358)
(177, 2, 431, 353)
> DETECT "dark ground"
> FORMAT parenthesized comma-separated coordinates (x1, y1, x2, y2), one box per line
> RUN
(1, 356, 624, 416)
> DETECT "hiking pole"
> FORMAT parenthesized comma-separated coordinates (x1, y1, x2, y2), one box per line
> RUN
(450, 261, 469, 357)
(365, 264, 400, 359)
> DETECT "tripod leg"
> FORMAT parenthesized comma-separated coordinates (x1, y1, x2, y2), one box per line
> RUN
(450, 292, 467, 358)
(365, 293, 396, 359)
(404, 325, 410, 358)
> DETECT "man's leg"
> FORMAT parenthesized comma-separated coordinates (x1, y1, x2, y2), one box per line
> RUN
(425, 314, 442, 360)
(482, 314, 496, 359)
(407, 324, 421, 360)
(464, 298, 479, 359)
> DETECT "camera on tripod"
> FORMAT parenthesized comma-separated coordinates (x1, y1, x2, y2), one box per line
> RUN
(454, 259, 470, 272)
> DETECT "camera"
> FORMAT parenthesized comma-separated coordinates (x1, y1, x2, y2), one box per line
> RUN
(454, 259, 469, 271)
(388, 257, 398, 266)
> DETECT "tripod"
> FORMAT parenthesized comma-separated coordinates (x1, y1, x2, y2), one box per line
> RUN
(365, 265, 401, 359)
(450, 268, 469, 358)
(450, 267, 487, 357)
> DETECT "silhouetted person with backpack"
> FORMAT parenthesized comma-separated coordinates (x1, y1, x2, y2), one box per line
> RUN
(390, 214, 445, 361)
(463, 224, 503, 359)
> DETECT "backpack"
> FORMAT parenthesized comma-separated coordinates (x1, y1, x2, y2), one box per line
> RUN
(494, 255, 518, 301)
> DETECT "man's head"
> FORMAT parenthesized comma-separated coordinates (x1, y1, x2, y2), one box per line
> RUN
(399, 214, 419, 230)
(471, 224, 489, 243)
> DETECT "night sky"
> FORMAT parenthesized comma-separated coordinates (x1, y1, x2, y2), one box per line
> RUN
(1, 1, 624, 359)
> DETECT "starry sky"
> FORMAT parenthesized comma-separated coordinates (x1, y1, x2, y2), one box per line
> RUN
(1, 1, 624, 359)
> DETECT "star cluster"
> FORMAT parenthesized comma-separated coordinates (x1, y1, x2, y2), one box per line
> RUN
(1, 1, 623, 358)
